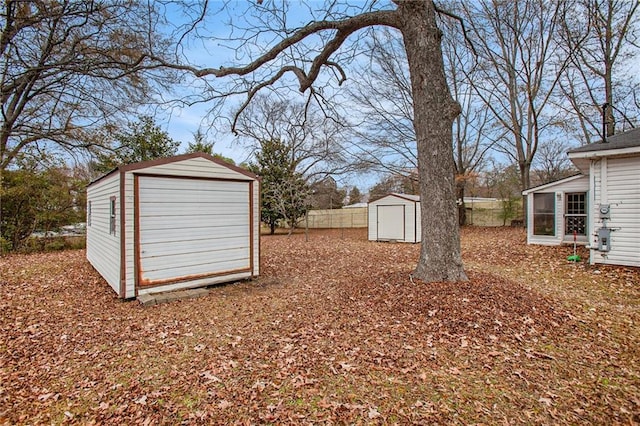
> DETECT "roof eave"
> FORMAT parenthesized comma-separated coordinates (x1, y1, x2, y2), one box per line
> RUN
(567, 145, 640, 159)
(522, 173, 584, 195)
(87, 152, 257, 188)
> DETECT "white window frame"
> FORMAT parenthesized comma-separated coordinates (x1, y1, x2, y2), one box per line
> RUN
(109, 196, 116, 235)
(565, 192, 587, 236)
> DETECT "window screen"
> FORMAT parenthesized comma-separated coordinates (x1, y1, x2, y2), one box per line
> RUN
(533, 193, 555, 236)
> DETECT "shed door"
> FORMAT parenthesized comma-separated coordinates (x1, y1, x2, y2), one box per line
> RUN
(377, 205, 405, 240)
(136, 176, 251, 286)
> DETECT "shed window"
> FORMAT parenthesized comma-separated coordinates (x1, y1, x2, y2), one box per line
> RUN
(87, 201, 92, 227)
(109, 196, 116, 235)
(565, 192, 586, 235)
(533, 193, 555, 236)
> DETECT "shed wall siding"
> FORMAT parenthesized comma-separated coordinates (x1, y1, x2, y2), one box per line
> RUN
(591, 156, 640, 267)
(367, 206, 377, 241)
(403, 204, 414, 242)
(140, 157, 246, 180)
(415, 203, 422, 243)
(252, 181, 260, 276)
(86, 174, 121, 295)
(124, 171, 136, 298)
(137, 176, 251, 283)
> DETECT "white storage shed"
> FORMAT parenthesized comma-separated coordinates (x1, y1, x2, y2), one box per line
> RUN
(86, 153, 260, 299)
(368, 193, 421, 243)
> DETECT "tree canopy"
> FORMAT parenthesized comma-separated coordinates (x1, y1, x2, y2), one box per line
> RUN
(154, 0, 468, 282)
(92, 116, 179, 175)
(0, 1, 173, 173)
(247, 138, 310, 235)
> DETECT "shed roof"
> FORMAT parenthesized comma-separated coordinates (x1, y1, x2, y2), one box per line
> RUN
(369, 193, 420, 204)
(88, 152, 257, 187)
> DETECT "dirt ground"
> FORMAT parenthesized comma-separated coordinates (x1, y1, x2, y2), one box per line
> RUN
(1, 227, 638, 424)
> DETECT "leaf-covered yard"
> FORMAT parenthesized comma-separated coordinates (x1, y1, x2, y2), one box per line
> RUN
(1, 227, 638, 424)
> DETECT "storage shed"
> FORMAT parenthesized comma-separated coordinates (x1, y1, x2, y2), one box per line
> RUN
(523, 127, 640, 268)
(86, 153, 260, 299)
(368, 193, 421, 243)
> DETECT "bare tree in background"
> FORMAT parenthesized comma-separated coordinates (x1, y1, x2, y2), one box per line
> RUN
(344, 29, 418, 178)
(461, 0, 574, 197)
(559, 0, 639, 142)
(368, 172, 419, 201)
(235, 95, 354, 183)
(0, 1, 173, 172)
(344, 23, 493, 226)
(439, 8, 495, 225)
(155, 0, 468, 282)
(532, 138, 578, 184)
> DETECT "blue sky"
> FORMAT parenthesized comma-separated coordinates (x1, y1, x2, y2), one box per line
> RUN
(155, 0, 640, 191)
(156, 1, 382, 190)
(159, 2, 318, 161)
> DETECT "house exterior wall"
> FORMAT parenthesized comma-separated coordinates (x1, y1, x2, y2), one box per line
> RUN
(524, 175, 590, 246)
(368, 195, 420, 243)
(88, 154, 260, 299)
(589, 156, 640, 267)
(86, 173, 121, 295)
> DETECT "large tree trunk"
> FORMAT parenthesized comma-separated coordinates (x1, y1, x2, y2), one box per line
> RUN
(398, 1, 467, 282)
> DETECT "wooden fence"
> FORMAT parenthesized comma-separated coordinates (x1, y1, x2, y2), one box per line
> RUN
(302, 207, 368, 228)
(299, 200, 522, 229)
(464, 199, 523, 227)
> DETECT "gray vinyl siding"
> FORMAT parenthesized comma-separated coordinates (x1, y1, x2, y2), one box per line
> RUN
(590, 156, 640, 267)
(86, 174, 121, 294)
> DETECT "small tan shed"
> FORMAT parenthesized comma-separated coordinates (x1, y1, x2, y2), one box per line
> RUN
(368, 193, 421, 243)
(86, 153, 260, 299)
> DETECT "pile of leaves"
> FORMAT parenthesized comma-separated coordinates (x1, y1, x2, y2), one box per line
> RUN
(1, 227, 638, 424)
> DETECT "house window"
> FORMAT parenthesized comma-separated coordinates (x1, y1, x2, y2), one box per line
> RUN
(533, 193, 555, 236)
(565, 192, 586, 235)
(87, 201, 92, 227)
(109, 196, 116, 235)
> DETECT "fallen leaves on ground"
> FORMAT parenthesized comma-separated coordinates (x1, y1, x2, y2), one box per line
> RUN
(0, 227, 638, 424)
